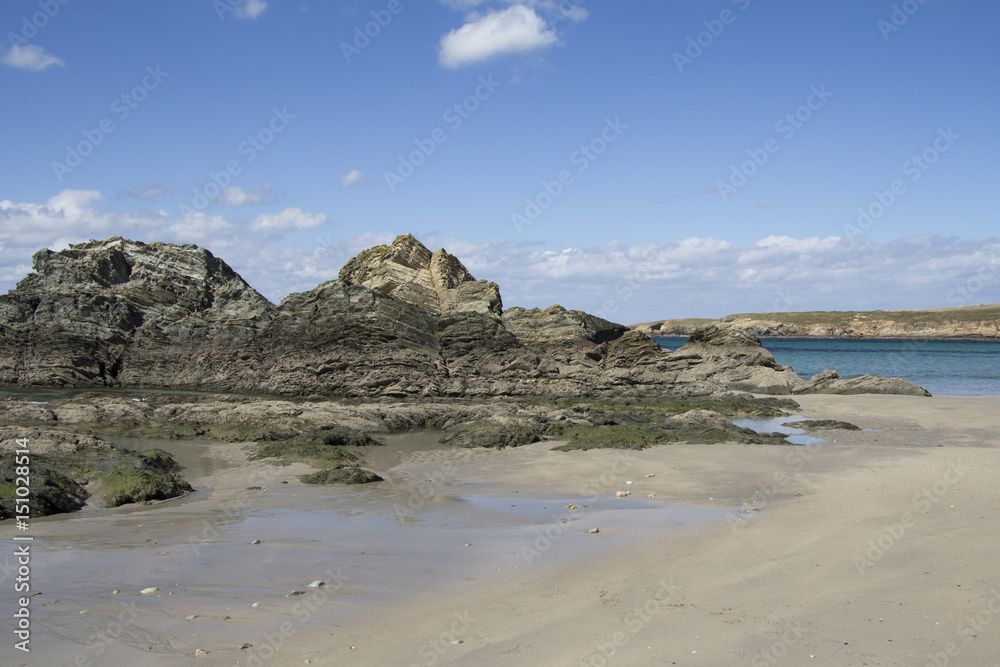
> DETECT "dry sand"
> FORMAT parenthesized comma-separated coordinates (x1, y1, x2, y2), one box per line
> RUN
(3, 395, 999, 666)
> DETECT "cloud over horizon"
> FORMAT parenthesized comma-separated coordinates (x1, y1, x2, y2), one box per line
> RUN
(1, 191, 997, 321)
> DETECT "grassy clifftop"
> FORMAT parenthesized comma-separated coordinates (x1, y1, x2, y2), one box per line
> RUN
(632, 304, 1000, 339)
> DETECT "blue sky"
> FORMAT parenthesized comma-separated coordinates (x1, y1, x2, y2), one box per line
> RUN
(1, 0, 998, 322)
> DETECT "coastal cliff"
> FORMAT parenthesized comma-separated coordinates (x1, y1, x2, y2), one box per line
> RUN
(633, 306, 1000, 339)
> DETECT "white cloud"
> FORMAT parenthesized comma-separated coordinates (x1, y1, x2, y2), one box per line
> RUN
(338, 170, 377, 189)
(438, 5, 558, 68)
(167, 212, 234, 240)
(216, 182, 276, 207)
(1, 45, 64, 71)
(249, 207, 327, 231)
(234, 0, 267, 19)
(432, 235, 1000, 322)
(1, 192, 997, 323)
(0, 191, 329, 301)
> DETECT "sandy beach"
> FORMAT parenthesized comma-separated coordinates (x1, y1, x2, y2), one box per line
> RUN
(3, 394, 999, 666)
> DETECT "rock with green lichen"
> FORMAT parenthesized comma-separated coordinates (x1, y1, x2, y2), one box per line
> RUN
(299, 467, 383, 485)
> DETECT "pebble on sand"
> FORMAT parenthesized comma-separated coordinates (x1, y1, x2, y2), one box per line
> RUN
(140, 587, 158, 595)
(307, 581, 325, 588)
(616, 490, 631, 498)
(588, 528, 600, 534)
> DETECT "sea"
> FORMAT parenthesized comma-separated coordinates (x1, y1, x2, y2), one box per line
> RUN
(653, 337, 1000, 396)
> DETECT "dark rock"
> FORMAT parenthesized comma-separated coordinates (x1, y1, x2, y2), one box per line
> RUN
(0, 460, 88, 518)
(440, 418, 544, 449)
(0, 426, 191, 515)
(794, 370, 932, 397)
(299, 467, 383, 485)
(796, 419, 861, 431)
(94, 467, 193, 507)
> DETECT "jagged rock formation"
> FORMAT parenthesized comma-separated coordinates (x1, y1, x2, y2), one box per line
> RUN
(664, 326, 803, 395)
(0, 234, 920, 398)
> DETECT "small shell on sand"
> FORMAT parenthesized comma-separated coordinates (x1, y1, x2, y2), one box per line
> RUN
(616, 490, 630, 498)
(140, 587, 158, 595)
(588, 528, 600, 534)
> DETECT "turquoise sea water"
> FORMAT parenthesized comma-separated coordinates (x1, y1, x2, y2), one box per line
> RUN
(653, 337, 1000, 396)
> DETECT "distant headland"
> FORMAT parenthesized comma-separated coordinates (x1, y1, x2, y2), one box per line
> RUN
(631, 304, 1000, 339)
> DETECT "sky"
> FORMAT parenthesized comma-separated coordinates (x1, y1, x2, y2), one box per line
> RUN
(1, 0, 998, 323)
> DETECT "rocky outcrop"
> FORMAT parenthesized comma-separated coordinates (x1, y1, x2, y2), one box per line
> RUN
(0, 234, 679, 398)
(793, 370, 932, 397)
(0, 234, 925, 399)
(664, 325, 804, 395)
(0, 426, 191, 518)
(0, 237, 275, 389)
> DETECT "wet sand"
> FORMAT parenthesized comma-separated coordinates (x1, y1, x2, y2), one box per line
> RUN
(3, 395, 1000, 666)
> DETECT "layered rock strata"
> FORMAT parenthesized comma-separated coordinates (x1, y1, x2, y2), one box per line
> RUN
(0, 234, 927, 397)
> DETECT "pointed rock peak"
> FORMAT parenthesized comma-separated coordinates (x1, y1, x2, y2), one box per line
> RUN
(385, 233, 433, 270)
(430, 248, 474, 291)
(338, 234, 498, 316)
